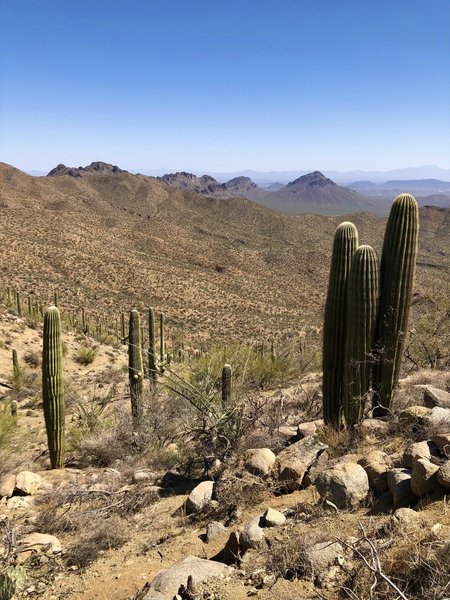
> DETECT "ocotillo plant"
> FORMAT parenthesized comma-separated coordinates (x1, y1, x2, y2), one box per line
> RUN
(42, 306, 65, 469)
(128, 309, 144, 425)
(221, 363, 232, 408)
(322, 222, 359, 427)
(342, 245, 379, 426)
(373, 193, 419, 412)
(148, 307, 157, 384)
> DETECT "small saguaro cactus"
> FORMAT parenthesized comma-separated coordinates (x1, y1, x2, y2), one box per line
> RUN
(373, 193, 419, 412)
(342, 245, 379, 426)
(42, 305, 65, 469)
(128, 309, 144, 425)
(148, 307, 157, 384)
(16, 290, 22, 317)
(12, 349, 20, 380)
(322, 222, 359, 427)
(221, 363, 232, 408)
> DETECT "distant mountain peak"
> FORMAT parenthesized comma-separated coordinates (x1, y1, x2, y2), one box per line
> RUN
(47, 161, 126, 177)
(287, 171, 336, 188)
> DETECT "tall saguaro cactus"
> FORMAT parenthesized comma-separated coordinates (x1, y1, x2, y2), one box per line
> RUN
(342, 245, 379, 426)
(322, 222, 359, 427)
(148, 307, 157, 385)
(373, 193, 419, 411)
(42, 306, 65, 468)
(128, 309, 144, 425)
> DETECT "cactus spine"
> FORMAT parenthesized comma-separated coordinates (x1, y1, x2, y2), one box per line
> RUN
(342, 246, 379, 426)
(373, 193, 419, 411)
(148, 307, 157, 384)
(221, 364, 232, 408)
(322, 222, 359, 427)
(42, 306, 65, 468)
(128, 309, 144, 425)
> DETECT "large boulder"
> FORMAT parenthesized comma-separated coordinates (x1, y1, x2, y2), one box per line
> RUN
(303, 541, 345, 583)
(403, 441, 437, 469)
(399, 405, 431, 425)
(422, 386, 450, 410)
(433, 433, 450, 454)
(275, 436, 328, 491)
(0, 474, 16, 498)
(297, 419, 324, 439)
(15, 471, 43, 496)
(244, 448, 276, 477)
(315, 462, 369, 509)
(387, 468, 417, 508)
(436, 461, 450, 489)
(411, 457, 440, 496)
(143, 556, 230, 599)
(20, 533, 62, 554)
(422, 407, 450, 434)
(239, 516, 264, 552)
(263, 507, 286, 527)
(185, 481, 214, 514)
(358, 451, 391, 494)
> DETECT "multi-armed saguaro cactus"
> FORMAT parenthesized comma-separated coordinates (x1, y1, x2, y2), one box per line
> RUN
(342, 245, 379, 426)
(373, 193, 419, 412)
(148, 307, 157, 384)
(322, 222, 359, 427)
(128, 309, 144, 425)
(42, 306, 65, 468)
(221, 363, 232, 409)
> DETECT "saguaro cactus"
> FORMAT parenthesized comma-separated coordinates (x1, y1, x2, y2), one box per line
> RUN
(148, 307, 157, 384)
(373, 193, 419, 411)
(42, 306, 65, 468)
(159, 312, 165, 364)
(128, 309, 144, 425)
(322, 222, 359, 427)
(342, 245, 379, 426)
(221, 363, 232, 408)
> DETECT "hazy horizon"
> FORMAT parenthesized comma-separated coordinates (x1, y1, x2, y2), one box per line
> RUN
(1, 1, 449, 173)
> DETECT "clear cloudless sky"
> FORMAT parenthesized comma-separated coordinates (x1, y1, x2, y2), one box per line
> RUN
(1, 0, 449, 173)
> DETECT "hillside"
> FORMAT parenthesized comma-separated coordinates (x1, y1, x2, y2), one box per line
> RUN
(0, 162, 448, 346)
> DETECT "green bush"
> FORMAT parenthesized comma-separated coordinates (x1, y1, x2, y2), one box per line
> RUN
(74, 346, 97, 366)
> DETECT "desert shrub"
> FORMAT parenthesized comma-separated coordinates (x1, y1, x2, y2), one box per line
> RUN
(74, 346, 97, 365)
(0, 404, 16, 454)
(316, 425, 360, 459)
(23, 350, 40, 368)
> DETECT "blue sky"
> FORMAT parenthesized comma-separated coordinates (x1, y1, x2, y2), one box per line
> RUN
(1, 0, 449, 173)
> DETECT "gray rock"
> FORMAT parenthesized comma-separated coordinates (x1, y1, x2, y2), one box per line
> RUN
(0, 474, 16, 498)
(433, 433, 450, 454)
(6, 496, 34, 510)
(263, 507, 286, 527)
(302, 450, 329, 487)
(423, 407, 450, 434)
(411, 458, 440, 496)
(315, 462, 369, 509)
(399, 405, 431, 424)
(387, 468, 417, 508)
(239, 516, 264, 551)
(244, 448, 276, 477)
(277, 426, 298, 441)
(275, 436, 328, 491)
(20, 533, 62, 554)
(185, 481, 214, 514)
(15, 471, 43, 496)
(392, 508, 420, 530)
(437, 461, 450, 488)
(358, 450, 391, 494)
(422, 386, 450, 409)
(206, 521, 227, 542)
(359, 419, 389, 436)
(403, 440, 436, 469)
(304, 541, 345, 577)
(297, 419, 324, 439)
(143, 556, 230, 599)
(133, 469, 157, 484)
(222, 531, 240, 563)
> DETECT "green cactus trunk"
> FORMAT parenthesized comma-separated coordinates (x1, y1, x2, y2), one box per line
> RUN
(373, 193, 419, 412)
(128, 309, 144, 426)
(42, 306, 65, 468)
(16, 291, 22, 317)
(12, 349, 20, 380)
(148, 307, 157, 384)
(159, 312, 165, 364)
(322, 222, 359, 427)
(221, 363, 232, 409)
(342, 245, 379, 426)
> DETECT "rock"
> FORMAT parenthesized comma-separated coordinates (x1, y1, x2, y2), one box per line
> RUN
(239, 516, 264, 551)
(392, 508, 420, 530)
(403, 441, 437, 469)
(206, 521, 227, 542)
(302, 451, 329, 487)
(422, 407, 450, 433)
(387, 468, 417, 508)
(275, 436, 328, 491)
(263, 508, 286, 527)
(15, 471, 43, 496)
(359, 419, 389, 436)
(411, 458, 440, 496)
(277, 425, 298, 441)
(315, 462, 369, 509)
(222, 531, 240, 563)
(297, 419, 324, 439)
(244, 448, 276, 477)
(143, 556, 230, 599)
(185, 481, 214, 514)
(433, 433, 450, 454)
(6, 496, 34, 510)
(437, 461, 450, 488)
(399, 405, 431, 424)
(358, 451, 391, 494)
(422, 386, 450, 409)
(21, 533, 62, 554)
(133, 470, 157, 484)
(304, 541, 345, 578)
(0, 474, 16, 498)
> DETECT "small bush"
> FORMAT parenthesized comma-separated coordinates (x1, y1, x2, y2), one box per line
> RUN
(74, 346, 97, 365)
(23, 350, 40, 368)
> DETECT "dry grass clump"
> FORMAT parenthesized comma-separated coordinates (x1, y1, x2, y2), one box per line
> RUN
(74, 345, 98, 365)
